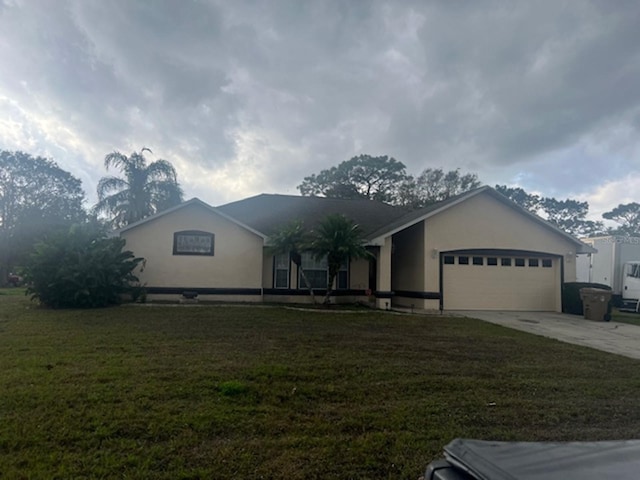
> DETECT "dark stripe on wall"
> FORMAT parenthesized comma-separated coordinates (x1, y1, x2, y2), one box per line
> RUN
(441, 248, 564, 258)
(439, 252, 444, 312)
(263, 289, 367, 297)
(394, 290, 441, 300)
(374, 291, 394, 299)
(145, 287, 262, 296)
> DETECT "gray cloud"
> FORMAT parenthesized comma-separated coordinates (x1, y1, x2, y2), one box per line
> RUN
(0, 0, 639, 211)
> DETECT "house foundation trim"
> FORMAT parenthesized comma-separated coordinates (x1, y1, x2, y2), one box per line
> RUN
(393, 290, 441, 299)
(145, 287, 262, 296)
(263, 289, 367, 296)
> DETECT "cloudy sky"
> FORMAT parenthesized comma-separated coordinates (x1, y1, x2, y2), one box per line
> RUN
(1, 0, 639, 221)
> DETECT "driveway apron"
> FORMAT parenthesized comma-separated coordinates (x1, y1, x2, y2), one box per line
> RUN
(452, 311, 640, 360)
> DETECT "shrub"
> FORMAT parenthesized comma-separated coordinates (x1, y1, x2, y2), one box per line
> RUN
(23, 224, 144, 308)
(563, 282, 612, 315)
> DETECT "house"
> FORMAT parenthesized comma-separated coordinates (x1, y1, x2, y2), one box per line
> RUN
(118, 186, 595, 312)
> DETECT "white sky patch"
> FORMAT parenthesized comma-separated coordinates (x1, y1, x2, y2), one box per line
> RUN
(181, 126, 310, 205)
(578, 174, 640, 224)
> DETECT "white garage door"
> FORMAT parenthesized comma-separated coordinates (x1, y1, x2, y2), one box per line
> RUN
(443, 254, 559, 311)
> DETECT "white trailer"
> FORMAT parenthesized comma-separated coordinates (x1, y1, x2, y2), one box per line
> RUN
(576, 236, 640, 311)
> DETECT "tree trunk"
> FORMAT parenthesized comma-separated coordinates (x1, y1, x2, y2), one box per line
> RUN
(298, 265, 317, 305)
(323, 270, 337, 305)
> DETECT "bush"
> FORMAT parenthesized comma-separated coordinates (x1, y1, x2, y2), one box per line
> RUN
(563, 282, 612, 315)
(23, 224, 144, 308)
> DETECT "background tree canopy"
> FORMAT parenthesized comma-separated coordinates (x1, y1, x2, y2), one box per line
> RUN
(298, 155, 481, 208)
(0, 150, 86, 284)
(296, 153, 609, 237)
(602, 203, 640, 236)
(495, 185, 604, 237)
(397, 168, 481, 209)
(298, 154, 408, 203)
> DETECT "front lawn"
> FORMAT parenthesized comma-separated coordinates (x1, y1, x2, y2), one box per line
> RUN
(2, 295, 640, 479)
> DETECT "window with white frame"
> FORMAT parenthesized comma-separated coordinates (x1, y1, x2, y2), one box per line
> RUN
(299, 252, 348, 290)
(274, 253, 290, 288)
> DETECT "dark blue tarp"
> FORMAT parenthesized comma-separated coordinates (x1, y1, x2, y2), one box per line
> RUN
(442, 439, 640, 480)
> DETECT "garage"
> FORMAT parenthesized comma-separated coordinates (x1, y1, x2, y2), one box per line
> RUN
(442, 251, 560, 311)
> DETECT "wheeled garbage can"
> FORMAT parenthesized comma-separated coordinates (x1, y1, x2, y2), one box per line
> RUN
(579, 287, 612, 322)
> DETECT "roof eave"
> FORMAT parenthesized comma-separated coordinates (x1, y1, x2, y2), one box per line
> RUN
(116, 197, 268, 239)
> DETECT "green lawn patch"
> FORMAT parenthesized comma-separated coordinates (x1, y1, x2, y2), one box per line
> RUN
(2, 295, 640, 478)
(612, 308, 640, 326)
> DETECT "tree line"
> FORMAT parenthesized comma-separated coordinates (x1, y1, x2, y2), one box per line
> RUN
(0, 148, 183, 287)
(297, 154, 639, 237)
(1, 149, 639, 290)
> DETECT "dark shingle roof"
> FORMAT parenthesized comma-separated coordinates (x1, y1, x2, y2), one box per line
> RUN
(217, 194, 409, 238)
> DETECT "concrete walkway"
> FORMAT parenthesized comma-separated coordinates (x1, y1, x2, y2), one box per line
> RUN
(452, 311, 640, 360)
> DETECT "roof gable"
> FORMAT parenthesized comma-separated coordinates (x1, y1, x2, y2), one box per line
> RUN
(368, 186, 595, 253)
(117, 198, 267, 239)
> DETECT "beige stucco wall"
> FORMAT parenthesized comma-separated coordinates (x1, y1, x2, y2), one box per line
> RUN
(423, 191, 578, 295)
(391, 222, 426, 308)
(349, 257, 370, 290)
(121, 203, 264, 289)
(383, 191, 579, 310)
(392, 221, 425, 291)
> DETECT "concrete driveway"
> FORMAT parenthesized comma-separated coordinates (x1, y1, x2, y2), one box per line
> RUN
(452, 311, 640, 360)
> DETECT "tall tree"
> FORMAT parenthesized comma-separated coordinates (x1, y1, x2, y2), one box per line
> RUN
(494, 185, 542, 213)
(399, 168, 481, 208)
(298, 155, 408, 203)
(267, 220, 316, 303)
(603, 203, 640, 236)
(94, 148, 183, 228)
(541, 197, 603, 237)
(495, 184, 603, 237)
(308, 214, 371, 305)
(0, 150, 86, 284)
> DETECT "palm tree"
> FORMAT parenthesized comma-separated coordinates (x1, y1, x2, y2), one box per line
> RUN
(94, 148, 183, 228)
(309, 214, 371, 305)
(267, 220, 317, 304)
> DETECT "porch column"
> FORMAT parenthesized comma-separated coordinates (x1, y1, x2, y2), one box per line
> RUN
(376, 236, 393, 309)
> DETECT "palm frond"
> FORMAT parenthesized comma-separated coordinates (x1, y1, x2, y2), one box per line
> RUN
(146, 160, 179, 182)
(103, 151, 131, 172)
(96, 176, 128, 201)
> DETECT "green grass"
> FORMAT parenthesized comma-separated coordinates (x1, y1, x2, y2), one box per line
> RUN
(612, 308, 640, 326)
(3, 296, 640, 479)
(0, 287, 26, 296)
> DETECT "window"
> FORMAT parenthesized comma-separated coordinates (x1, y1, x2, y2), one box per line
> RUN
(299, 253, 348, 289)
(528, 258, 539, 267)
(487, 257, 498, 266)
(501, 258, 511, 266)
(542, 259, 553, 268)
(274, 253, 289, 288)
(458, 256, 469, 265)
(515, 258, 525, 267)
(444, 255, 455, 265)
(627, 263, 640, 278)
(173, 231, 214, 255)
(472, 256, 483, 266)
(337, 268, 349, 290)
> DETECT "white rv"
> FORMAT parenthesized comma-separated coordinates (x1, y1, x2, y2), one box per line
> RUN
(576, 236, 640, 312)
